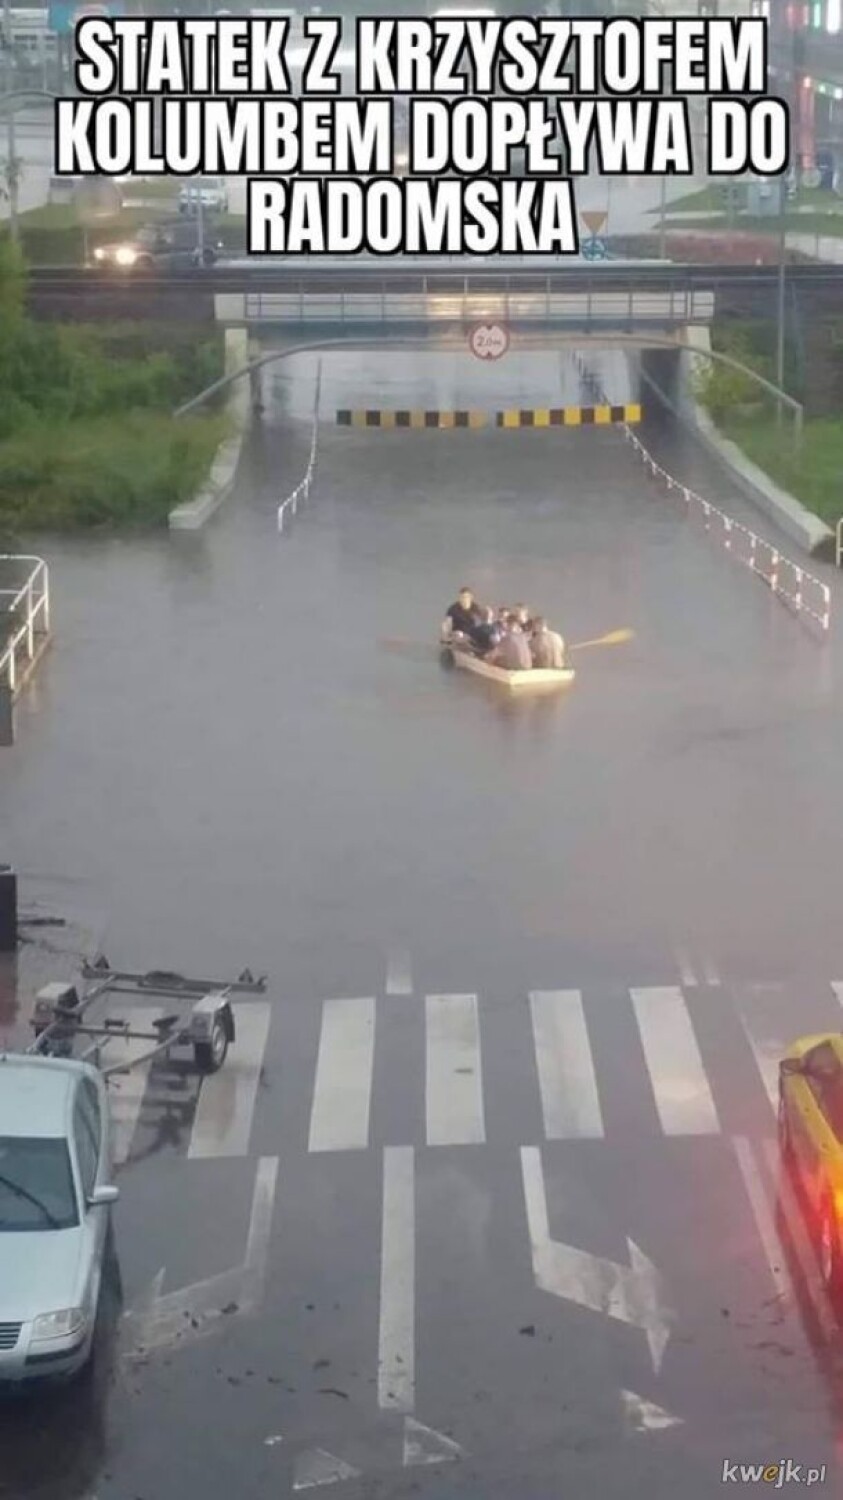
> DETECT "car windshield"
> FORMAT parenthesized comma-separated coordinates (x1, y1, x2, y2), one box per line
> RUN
(134, 227, 159, 246)
(0, 1137, 78, 1232)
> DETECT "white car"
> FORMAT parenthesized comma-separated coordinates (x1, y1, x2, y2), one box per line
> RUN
(0, 1054, 119, 1382)
(178, 177, 229, 216)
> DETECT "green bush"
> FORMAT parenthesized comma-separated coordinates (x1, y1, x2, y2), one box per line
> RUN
(0, 412, 225, 535)
(694, 326, 775, 421)
(0, 225, 229, 531)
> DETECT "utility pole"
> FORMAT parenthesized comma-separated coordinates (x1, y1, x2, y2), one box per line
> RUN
(775, 171, 787, 425)
(1, 0, 18, 241)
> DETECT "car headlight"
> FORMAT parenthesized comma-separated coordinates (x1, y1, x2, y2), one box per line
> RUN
(115, 246, 137, 267)
(93, 246, 105, 261)
(32, 1308, 87, 1341)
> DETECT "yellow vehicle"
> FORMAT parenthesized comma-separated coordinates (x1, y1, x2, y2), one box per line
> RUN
(778, 1033, 843, 1293)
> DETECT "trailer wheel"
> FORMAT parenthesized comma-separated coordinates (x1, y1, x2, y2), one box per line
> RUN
(194, 1018, 229, 1073)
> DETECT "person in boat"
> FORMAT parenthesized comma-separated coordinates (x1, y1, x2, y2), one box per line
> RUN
(530, 616, 567, 670)
(471, 606, 503, 656)
(513, 603, 533, 634)
(442, 587, 482, 644)
(488, 618, 533, 671)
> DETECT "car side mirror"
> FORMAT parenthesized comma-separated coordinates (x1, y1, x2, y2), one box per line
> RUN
(88, 1184, 119, 1207)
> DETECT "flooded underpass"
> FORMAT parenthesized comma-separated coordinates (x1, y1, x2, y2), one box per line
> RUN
(2, 345, 843, 1499)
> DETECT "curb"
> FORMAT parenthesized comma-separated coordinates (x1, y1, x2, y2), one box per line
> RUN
(169, 328, 251, 531)
(643, 349, 834, 559)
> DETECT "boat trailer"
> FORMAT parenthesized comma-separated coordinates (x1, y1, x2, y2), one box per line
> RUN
(27, 956, 268, 1076)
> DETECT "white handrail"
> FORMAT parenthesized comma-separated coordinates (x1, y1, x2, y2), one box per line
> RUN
(277, 362, 322, 534)
(0, 555, 51, 695)
(573, 354, 831, 637)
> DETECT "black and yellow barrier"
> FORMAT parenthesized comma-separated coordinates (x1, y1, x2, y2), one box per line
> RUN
(336, 404, 641, 429)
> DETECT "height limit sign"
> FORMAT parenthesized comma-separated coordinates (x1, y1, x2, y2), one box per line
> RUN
(469, 322, 510, 361)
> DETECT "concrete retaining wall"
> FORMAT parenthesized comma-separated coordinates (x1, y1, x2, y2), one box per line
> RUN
(168, 327, 251, 531)
(639, 332, 835, 559)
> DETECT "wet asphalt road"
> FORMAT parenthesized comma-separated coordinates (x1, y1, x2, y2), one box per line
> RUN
(3, 347, 843, 1499)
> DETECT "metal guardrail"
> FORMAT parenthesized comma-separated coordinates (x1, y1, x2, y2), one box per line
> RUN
(277, 362, 322, 534)
(243, 288, 715, 329)
(0, 554, 51, 694)
(26, 263, 843, 294)
(574, 356, 831, 637)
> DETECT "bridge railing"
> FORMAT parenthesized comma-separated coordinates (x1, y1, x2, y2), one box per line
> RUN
(242, 284, 715, 328)
(0, 555, 51, 695)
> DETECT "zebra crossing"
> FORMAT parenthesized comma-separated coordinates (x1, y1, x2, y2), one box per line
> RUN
(110, 974, 843, 1167)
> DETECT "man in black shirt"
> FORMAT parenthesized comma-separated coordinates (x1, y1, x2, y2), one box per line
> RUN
(442, 587, 482, 641)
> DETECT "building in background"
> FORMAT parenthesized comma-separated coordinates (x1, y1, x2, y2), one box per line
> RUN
(766, 0, 843, 178)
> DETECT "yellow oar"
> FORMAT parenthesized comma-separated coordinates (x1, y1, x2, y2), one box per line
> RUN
(569, 628, 635, 651)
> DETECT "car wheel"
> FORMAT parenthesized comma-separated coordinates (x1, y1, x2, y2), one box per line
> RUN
(194, 1019, 228, 1074)
(819, 1196, 843, 1295)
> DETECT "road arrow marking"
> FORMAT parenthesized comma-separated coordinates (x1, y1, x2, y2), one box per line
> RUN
(621, 1389, 684, 1433)
(403, 1418, 465, 1467)
(293, 1449, 361, 1490)
(121, 1156, 278, 1359)
(520, 1146, 673, 1372)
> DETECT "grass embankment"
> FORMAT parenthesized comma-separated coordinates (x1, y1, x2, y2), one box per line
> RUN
(665, 213, 843, 239)
(716, 416, 843, 527)
(665, 183, 843, 215)
(0, 241, 226, 534)
(661, 183, 843, 240)
(696, 323, 843, 527)
(15, 201, 246, 265)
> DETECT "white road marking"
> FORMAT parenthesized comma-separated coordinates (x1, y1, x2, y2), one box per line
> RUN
(122, 1156, 279, 1357)
(520, 1146, 673, 1372)
(386, 948, 412, 995)
(308, 998, 376, 1153)
(403, 1418, 465, 1467)
(761, 1138, 839, 1344)
(187, 1002, 271, 1160)
(425, 994, 486, 1146)
(378, 1147, 416, 1413)
(630, 987, 720, 1135)
(293, 1450, 361, 1490)
(106, 1006, 163, 1165)
(530, 990, 604, 1139)
(621, 1390, 684, 1433)
(674, 947, 696, 987)
(734, 984, 787, 1113)
(702, 956, 721, 986)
